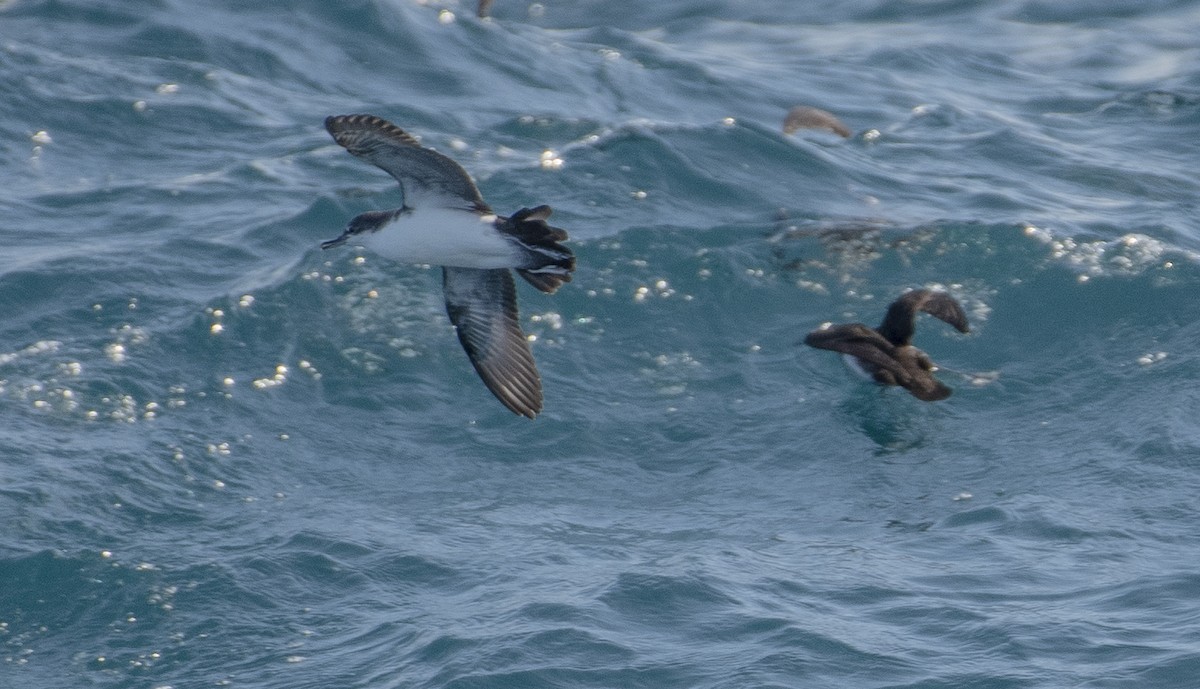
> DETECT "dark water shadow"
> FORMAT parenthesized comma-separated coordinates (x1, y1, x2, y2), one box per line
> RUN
(835, 385, 940, 456)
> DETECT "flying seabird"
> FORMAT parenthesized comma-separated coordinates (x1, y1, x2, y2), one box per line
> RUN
(322, 114, 575, 418)
(803, 289, 969, 401)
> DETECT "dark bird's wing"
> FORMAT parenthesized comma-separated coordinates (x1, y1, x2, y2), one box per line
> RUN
(806, 324, 954, 402)
(442, 267, 542, 418)
(877, 289, 970, 346)
(805, 323, 904, 372)
(325, 114, 489, 211)
(783, 105, 852, 138)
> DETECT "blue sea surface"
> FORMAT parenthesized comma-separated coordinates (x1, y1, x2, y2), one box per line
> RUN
(3, 0, 1200, 687)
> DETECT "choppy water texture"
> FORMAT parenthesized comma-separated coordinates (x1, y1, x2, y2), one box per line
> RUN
(3, 1, 1200, 687)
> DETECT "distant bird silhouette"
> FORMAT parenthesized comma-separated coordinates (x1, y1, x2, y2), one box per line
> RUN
(322, 114, 574, 418)
(783, 105, 852, 138)
(804, 289, 969, 401)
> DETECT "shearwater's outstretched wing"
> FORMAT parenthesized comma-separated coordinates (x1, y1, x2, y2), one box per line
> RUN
(804, 323, 900, 373)
(442, 267, 542, 418)
(325, 114, 488, 211)
(877, 289, 969, 346)
(805, 323, 952, 401)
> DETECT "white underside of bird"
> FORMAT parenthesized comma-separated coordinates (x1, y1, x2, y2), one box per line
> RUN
(354, 207, 522, 269)
(842, 353, 873, 380)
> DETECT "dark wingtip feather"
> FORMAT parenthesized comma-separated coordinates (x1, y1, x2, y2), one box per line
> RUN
(324, 114, 421, 149)
(517, 269, 573, 294)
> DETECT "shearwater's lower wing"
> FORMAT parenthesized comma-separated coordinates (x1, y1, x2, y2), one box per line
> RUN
(442, 267, 542, 418)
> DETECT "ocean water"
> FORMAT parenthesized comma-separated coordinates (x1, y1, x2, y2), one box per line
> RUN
(3, 0, 1200, 687)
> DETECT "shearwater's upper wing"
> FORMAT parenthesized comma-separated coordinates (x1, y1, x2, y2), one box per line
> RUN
(877, 289, 969, 346)
(804, 323, 900, 373)
(325, 114, 488, 211)
(442, 267, 542, 419)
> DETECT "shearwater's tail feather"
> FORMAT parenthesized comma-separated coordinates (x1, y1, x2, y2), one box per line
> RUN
(518, 268, 572, 294)
(504, 205, 575, 294)
(507, 206, 567, 242)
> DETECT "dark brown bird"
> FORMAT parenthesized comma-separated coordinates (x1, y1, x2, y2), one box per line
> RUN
(804, 289, 969, 401)
(783, 105, 852, 138)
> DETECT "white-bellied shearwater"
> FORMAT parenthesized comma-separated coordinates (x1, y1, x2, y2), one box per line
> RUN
(804, 289, 969, 401)
(322, 114, 575, 418)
